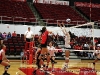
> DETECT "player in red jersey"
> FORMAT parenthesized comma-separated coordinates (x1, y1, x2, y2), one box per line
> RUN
(39, 27, 52, 69)
(35, 46, 44, 69)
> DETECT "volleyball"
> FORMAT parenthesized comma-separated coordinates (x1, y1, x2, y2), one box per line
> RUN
(66, 18, 71, 23)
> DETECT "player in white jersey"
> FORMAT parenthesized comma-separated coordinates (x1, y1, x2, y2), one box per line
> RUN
(58, 22, 71, 71)
(0, 44, 10, 75)
(47, 41, 57, 70)
(92, 45, 100, 69)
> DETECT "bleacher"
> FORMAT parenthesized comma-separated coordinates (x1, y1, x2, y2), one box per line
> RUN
(3, 33, 100, 60)
(74, 2, 100, 22)
(34, 3, 87, 26)
(4, 34, 25, 56)
(0, 0, 36, 24)
(76, 6, 100, 21)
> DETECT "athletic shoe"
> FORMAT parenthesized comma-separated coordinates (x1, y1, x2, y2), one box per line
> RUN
(51, 60, 57, 64)
(3, 73, 10, 75)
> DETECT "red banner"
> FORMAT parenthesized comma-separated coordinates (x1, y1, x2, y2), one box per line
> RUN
(75, 2, 100, 8)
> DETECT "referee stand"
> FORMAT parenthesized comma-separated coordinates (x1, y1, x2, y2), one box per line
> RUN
(25, 41, 35, 65)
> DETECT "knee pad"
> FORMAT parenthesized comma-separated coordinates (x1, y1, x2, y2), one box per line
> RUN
(46, 53, 50, 56)
(41, 64, 45, 68)
(40, 54, 45, 57)
(43, 64, 45, 67)
(41, 58, 45, 61)
(65, 57, 69, 60)
(39, 54, 45, 60)
(5, 65, 10, 69)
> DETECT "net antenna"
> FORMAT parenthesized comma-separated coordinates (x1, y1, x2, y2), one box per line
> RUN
(92, 22, 95, 51)
(90, 0, 92, 22)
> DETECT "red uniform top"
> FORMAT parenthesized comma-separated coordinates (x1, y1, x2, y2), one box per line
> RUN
(41, 31, 48, 44)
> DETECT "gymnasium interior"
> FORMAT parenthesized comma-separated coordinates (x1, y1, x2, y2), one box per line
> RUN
(0, 0, 100, 75)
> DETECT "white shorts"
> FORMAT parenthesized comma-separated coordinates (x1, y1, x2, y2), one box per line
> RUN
(96, 54, 100, 59)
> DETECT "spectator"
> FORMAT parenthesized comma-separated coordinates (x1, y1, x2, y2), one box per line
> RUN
(12, 31, 17, 37)
(88, 51, 94, 59)
(0, 32, 2, 37)
(83, 42, 90, 50)
(0, 32, 3, 44)
(2, 32, 7, 40)
(70, 39, 75, 48)
(73, 44, 80, 50)
(73, 44, 81, 56)
(7, 32, 11, 39)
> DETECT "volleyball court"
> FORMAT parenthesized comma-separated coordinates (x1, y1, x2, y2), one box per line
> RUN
(14, 21, 100, 75)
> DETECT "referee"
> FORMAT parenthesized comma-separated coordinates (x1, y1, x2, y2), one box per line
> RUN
(24, 27, 34, 42)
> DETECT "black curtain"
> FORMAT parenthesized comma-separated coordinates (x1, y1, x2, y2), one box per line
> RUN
(27, 0, 33, 3)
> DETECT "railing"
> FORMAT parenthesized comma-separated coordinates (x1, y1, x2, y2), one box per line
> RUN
(41, 19, 54, 26)
(0, 16, 37, 25)
(56, 19, 86, 27)
(0, 16, 96, 28)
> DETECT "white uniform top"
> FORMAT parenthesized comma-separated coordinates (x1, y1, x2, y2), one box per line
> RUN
(94, 50, 100, 58)
(47, 46, 56, 56)
(64, 33, 71, 48)
(0, 49, 4, 60)
(25, 30, 33, 38)
(95, 50, 100, 54)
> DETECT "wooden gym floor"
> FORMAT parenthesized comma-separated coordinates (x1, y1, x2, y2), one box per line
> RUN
(0, 60, 100, 75)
